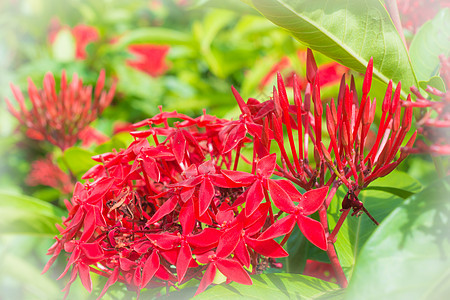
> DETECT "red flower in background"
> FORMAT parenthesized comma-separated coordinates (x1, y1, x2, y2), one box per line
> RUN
(72, 25, 100, 59)
(403, 55, 450, 156)
(5, 70, 116, 150)
(259, 50, 349, 90)
(127, 44, 170, 77)
(26, 155, 74, 194)
(397, 0, 450, 32)
(48, 19, 99, 60)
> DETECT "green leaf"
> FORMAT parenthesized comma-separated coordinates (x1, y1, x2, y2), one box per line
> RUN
(346, 177, 450, 299)
(327, 188, 405, 279)
(0, 191, 64, 236)
(114, 28, 192, 48)
(51, 28, 76, 62)
(251, 0, 417, 98)
(195, 273, 340, 299)
(419, 76, 446, 100)
(409, 8, 450, 82)
(364, 170, 422, 199)
(62, 147, 96, 176)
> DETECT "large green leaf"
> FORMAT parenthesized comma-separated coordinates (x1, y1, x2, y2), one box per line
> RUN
(251, 0, 417, 97)
(0, 191, 64, 236)
(364, 170, 422, 199)
(195, 273, 340, 299)
(346, 177, 450, 299)
(327, 188, 405, 279)
(409, 8, 450, 82)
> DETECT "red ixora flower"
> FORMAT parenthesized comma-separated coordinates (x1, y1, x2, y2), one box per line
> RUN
(26, 155, 74, 194)
(48, 19, 100, 60)
(5, 70, 116, 150)
(403, 55, 450, 157)
(43, 48, 414, 298)
(127, 44, 171, 77)
(397, 0, 450, 32)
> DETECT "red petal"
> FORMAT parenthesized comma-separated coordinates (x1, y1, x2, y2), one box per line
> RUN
(186, 228, 221, 248)
(268, 180, 295, 213)
(223, 123, 247, 154)
(141, 157, 160, 182)
(256, 153, 277, 178)
(198, 160, 215, 174)
(172, 130, 186, 163)
(80, 242, 104, 260)
(297, 215, 327, 250)
(299, 186, 329, 215)
(272, 179, 303, 202)
(216, 223, 243, 258)
(176, 242, 192, 283)
(86, 177, 115, 204)
(258, 214, 296, 241)
(216, 258, 252, 285)
(221, 170, 256, 186)
(306, 48, 318, 83)
(195, 264, 216, 296)
(363, 57, 373, 95)
(97, 267, 119, 300)
(234, 239, 250, 268)
(179, 201, 195, 235)
(245, 237, 288, 258)
(147, 196, 178, 224)
(245, 181, 265, 216)
(141, 251, 160, 288)
(145, 233, 180, 250)
(77, 262, 92, 293)
(199, 178, 214, 216)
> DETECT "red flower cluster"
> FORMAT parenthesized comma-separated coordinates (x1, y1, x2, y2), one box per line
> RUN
(5, 70, 116, 150)
(404, 55, 450, 156)
(127, 44, 171, 77)
(44, 49, 414, 297)
(397, 0, 450, 32)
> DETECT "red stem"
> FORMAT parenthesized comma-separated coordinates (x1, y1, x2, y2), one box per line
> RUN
(328, 209, 350, 243)
(318, 204, 348, 288)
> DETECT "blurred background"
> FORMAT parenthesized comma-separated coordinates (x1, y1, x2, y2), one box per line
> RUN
(0, 0, 445, 299)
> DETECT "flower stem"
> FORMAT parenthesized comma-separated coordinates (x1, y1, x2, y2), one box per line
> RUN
(318, 204, 348, 288)
(328, 209, 350, 243)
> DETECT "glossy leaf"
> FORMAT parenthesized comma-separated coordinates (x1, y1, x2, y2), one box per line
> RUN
(364, 170, 422, 199)
(0, 191, 64, 236)
(409, 8, 450, 82)
(251, 0, 417, 97)
(62, 147, 97, 176)
(195, 273, 339, 299)
(327, 187, 405, 279)
(347, 178, 450, 299)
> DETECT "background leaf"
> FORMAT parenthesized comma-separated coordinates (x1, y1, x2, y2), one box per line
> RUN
(409, 8, 450, 82)
(364, 170, 423, 199)
(0, 191, 64, 236)
(251, 0, 417, 97)
(61, 147, 96, 176)
(195, 273, 340, 299)
(346, 177, 450, 300)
